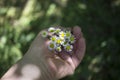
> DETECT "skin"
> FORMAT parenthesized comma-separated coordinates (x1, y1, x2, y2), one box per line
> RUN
(1, 26, 86, 80)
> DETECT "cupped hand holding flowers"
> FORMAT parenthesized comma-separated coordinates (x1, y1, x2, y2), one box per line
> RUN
(29, 26, 86, 79)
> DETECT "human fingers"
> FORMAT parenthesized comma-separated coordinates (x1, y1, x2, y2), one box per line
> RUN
(71, 26, 86, 67)
(72, 37, 86, 67)
(72, 26, 82, 40)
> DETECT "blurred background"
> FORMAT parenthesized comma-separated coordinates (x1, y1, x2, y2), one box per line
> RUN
(0, 0, 120, 80)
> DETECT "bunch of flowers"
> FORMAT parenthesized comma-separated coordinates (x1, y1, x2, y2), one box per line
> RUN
(41, 27, 76, 53)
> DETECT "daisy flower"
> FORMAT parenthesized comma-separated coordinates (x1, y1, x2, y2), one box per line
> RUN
(41, 31, 48, 38)
(64, 44, 73, 52)
(65, 31, 71, 38)
(56, 37, 65, 45)
(48, 27, 55, 33)
(56, 46, 62, 52)
(50, 36, 57, 42)
(63, 41, 68, 47)
(48, 42, 56, 50)
(59, 31, 66, 39)
(69, 35, 76, 44)
(55, 28, 61, 33)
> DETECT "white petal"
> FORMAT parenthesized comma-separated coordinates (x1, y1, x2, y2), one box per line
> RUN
(48, 27, 55, 32)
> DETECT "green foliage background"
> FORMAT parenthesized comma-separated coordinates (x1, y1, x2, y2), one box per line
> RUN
(0, 0, 120, 80)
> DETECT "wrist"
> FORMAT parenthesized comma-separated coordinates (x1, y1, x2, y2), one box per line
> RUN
(20, 51, 57, 80)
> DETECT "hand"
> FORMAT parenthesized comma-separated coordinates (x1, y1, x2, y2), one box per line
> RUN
(28, 26, 86, 79)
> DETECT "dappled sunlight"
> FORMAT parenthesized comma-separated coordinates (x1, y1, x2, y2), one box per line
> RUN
(6, 7, 16, 17)
(88, 55, 102, 73)
(21, 64, 41, 80)
(46, 4, 56, 16)
(78, 3, 87, 10)
(113, 0, 120, 6)
(1, 63, 41, 80)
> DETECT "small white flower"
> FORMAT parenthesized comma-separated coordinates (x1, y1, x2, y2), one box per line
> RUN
(41, 31, 48, 38)
(69, 35, 75, 44)
(48, 42, 56, 50)
(56, 46, 62, 52)
(50, 36, 57, 42)
(55, 28, 61, 33)
(63, 41, 68, 46)
(56, 37, 65, 45)
(65, 31, 71, 38)
(64, 44, 73, 52)
(59, 31, 66, 39)
(48, 27, 55, 33)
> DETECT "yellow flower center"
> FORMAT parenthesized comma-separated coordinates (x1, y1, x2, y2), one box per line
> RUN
(56, 47, 61, 52)
(66, 45, 71, 50)
(56, 29, 61, 33)
(66, 32, 71, 37)
(50, 43, 54, 48)
(51, 37, 56, 41)
(56, 39, 62, 44)
(62, 33, 65, 37)
(70, 36, 75, 41)
(50, 30, 54, 32)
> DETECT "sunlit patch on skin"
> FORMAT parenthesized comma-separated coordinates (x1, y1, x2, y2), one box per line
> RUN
(21, 64, 41, 80)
